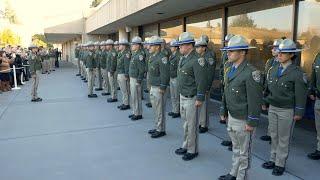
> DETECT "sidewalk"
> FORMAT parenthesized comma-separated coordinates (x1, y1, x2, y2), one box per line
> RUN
(0, 62, 318, 180)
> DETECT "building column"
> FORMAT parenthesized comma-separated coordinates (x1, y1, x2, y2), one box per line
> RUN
(119, 28, 128, 41)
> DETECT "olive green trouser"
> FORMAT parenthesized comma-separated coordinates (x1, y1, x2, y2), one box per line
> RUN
(117, 74, 130, 106)
(130, 77, 142, 116)
(87, 68, 96, 95)
(101, 69, 110, 94)
(108, 71, 117, 99)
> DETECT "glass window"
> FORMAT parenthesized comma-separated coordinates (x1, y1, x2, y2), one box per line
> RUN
(228, 0, 293, 71)
(297, 0, 320, 77)
(143, 24, 158, 40)
(160, 19, 183, 43)
(186, 10, 223, 100)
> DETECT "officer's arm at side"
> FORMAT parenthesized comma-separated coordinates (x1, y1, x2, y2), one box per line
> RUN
(294, 71, 308, 117)
(246, 70, 263, 127)
(193, 58, 208, 102)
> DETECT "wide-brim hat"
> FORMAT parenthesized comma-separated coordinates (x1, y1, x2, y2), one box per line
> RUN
(177, 32, 195, 45)
(118, 39, 129, 45)
(169, 39, 179, 47)
(131, 36, 142, 45)
(195, 38, 208, 47)
(147, 36, 163, 46)
(105, 39, 114, 45)
(268, 39, 282, 48)
(276, 39, 302, 53)
(220, 35, 256, 51)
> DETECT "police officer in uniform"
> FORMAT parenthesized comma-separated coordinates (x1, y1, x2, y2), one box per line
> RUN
(75, 45, 81, 76)
(128, 36, 146, 120)
(260, 39, 282, 142)
(83, 44, 89, 83)
(146, 36, 170, 138)
(167, 39, 181, 118)
(143, 40, 152, 108)
(86, 41, 98, 98)
(100, 41, 111, 96)
(219, 35, 263, 180)
(196, 35, 216, 133)
(262, 39, 307, 176)
(94, 41, 103, 91)
(308, 51, 320, 160)
(220, 34, 234, 151)
(174, 32, 207, 161)
(28, 44, 43, 102)
(105, 39, 118, 102)
(116, 39, 131, 110)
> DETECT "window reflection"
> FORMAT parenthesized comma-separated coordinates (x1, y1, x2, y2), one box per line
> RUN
(186, 10, 223, 99)
(160, 19, 182, 43)
(228, 0, 293, 71)
(297, 0, 320, 77)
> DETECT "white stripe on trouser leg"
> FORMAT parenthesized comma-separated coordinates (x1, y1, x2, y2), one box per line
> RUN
(117, 74, 130, 105)
(180, 95, 198, 154)
(108, 72, 117, 99)
(169, 78, 180, 114)
(130, 78, 142, 116)
(150, 86, 167, 132)
(268, 105, 294, 167)
(227, 113, 253, 180)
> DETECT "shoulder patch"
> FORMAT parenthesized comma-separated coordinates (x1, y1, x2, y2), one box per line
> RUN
(303, 73, 308, 84)
(198, 57, 205, 67)
(139, 55, 144, 61)
(126, 53, 130, 59)
(208, 57, 214, 65)
(162, 57, 168, 64)
(252, 70, 261, 83)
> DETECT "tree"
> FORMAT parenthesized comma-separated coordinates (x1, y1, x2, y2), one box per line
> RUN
(32, 34, 53, 48)
(4, 0, 19, 24)
(229, 14, 256, 28)
(0, 29, 21, 46)
(90, 0, 103, 8)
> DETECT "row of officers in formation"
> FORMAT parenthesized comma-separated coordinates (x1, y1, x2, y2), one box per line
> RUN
(70, 32, 320, 180)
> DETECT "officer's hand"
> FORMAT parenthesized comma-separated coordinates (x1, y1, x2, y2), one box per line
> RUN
(159, 89, 165, 94)
(310, 95, 316, 101)
(293, 115, 302, 121)
(262, 105, 268, 111)
(220, 115, 227, 122)
(245, 124, 254, 132)
(195, 100, 202, 107)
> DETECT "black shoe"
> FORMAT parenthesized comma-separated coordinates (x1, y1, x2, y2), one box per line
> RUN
(151, 131, 166, 138)
(221, 140, 232, 147)
(307, 150, 320, 160)
(84, 80, 88, 83)
(262, 161, 275, 169)
(117, 87, 120, 90)
(131, 115, 143, 121)
(76, 74, 81, 76)
(144, 89, 149, 93)
(31, 98, 42, 102)
(117, 104, 124, 109)
(168, 112, 174, 116)
(129, 114, 134, 118)
(272, 166, 285, 176)
(101, 92, 110, 96)
(81, 78, 85, 80)
(175, 148, 187, 155)
(182, 152, 198, 161)
(148, 129, 157, 134)
(172, 113, 180, 118)
(199, 126, 208, 133)
(218, 174, 236, 180)
(95, 87, 103, 91)
(120, 105, 130, 110)
(260, 135, 271, 141)
(107, 98, 118, 102)
(219, 120, 227, 124)
(88, 94, 98, 98)
(145, 103, 152, 108)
